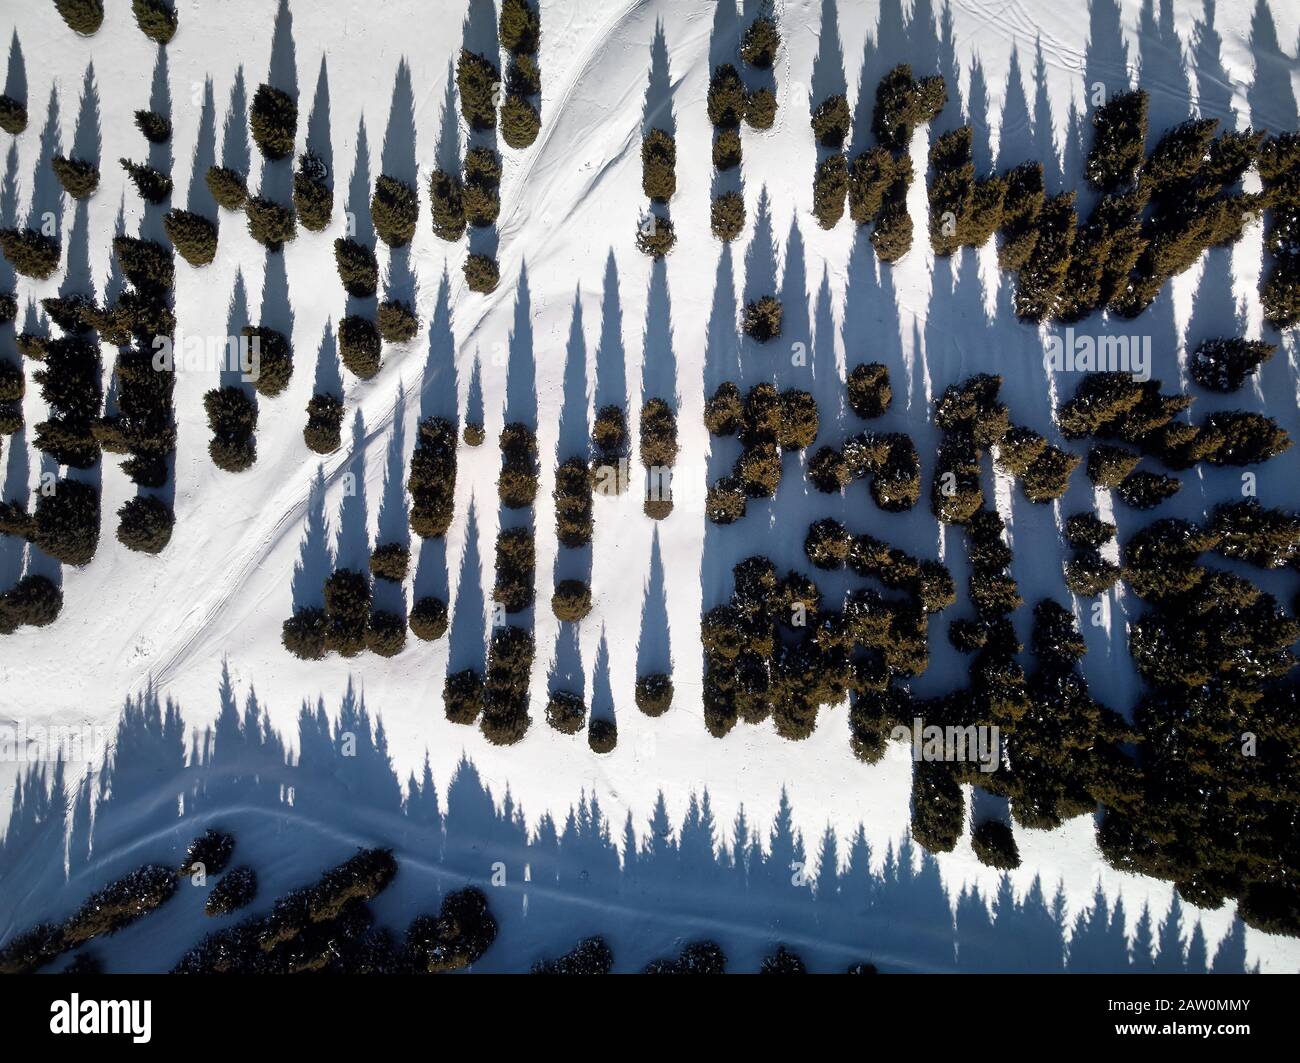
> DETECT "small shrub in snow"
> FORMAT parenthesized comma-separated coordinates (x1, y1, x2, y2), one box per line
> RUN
(293, 153, 332, 231)
(458, 50, 501, 132)
(642, 129, 676, 202)
(282, 607, 327, 659)
(405, 888, 497, 972)
(811, 95, 850, 148)
(532, 937, 612, 974)
(163, 209, 218, 267)
(377, 300, 418, 344)
(371, 175, 418, 247)
(338, 316, 381, 380)
(464, 254, 500, 293)
(116, 495, 174, 554)
(429, 171, 466, 241)
(707, 65, 745, 128)
(444, 669, 484, 725)
(304, 393, 343, 454)
(742, 295, 783, 341)
(0, 229, 60, 280)
(545, 690, 585, 734)
(206, 166, 248, 211)
(635, 674, 673, 717)
(711, 191, 745, 241)
(54, 0, 104, 36)
(245, 196, 296, 251)
(334, 238, 378, 297)
(713, 128, 742, 170)
(501, 93, 541, 149)
(132, 0, 177, 44)
(369, 542, 410, 583)
(323, 568, 370, 657)
(365, 610, 406, 657)
(34, 479, 100, 566)
(409, 596, 448, 641)
(205, 866, 256, 916)
(250, 84, 297, 160)
(740, 15, 780, 67)
(744, 88, 777, 131)
(587, 717, 617, 754)
(52, 156, 100, 199)
(551, 579, 591, 622)
(0, 96, 26, 135)
(135, 109, 171, 143)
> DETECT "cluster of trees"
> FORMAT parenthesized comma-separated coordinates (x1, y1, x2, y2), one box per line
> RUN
(928, 125, 1006, 254)
(1060, 371, 1291, 471)
(702, 549, 946, 743)
(0, 857, 179, 973)
(1259, 133, 1300, 328)
(1190, 337, 1276, 393)
(0, 478, 101, 569)
(1063, 511, 1121, 596)
(639, 400, 677, 519)
(704, 381, 818, 522)
(284, 551, 419, 661)
(408, 416, 457, 538)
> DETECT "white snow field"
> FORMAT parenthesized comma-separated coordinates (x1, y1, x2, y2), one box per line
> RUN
(1, 0, 1298, 972)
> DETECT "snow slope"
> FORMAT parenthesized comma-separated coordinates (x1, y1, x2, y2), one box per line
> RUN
(1, 0, 1298, 970)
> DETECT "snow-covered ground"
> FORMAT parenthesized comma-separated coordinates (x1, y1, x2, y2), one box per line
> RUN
(1, 0, 1298, 971)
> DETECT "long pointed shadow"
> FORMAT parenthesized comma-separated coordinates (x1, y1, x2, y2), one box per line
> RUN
(635, 527, 671, 679)
(435, 59, 460, 177)
(334, 409, 371, 573)
(292, 464, 333, 609)
(0, 421, 28, 587)
(374, 384, 410, 618)
(642, 19, 675, 138)
(27, 85, 62, 239)
(59, 64, 99, 302)
(268, 0, 299, 102)
(1192, 0, 1236, 124)
(555, 290, 592, 584)
(140, 46, 172, 245)
(305, 54, 333, 179)
(934, 0, 963, 136)
(592, 250, 627, 425)
(463, 0, 500, 264)
(1084, 0, 1131, 129)
(740, 187, 778, 390)
(707, 0, 739, 71)
(1247, 0, 1300, 133)
(312, 319, 343, 398)
(381, 58, 418, 308)
(221, 66, 251, 175)
(448, 496, 488, 676)
(464, 351, 484, 434)
(504, 263, 536, 428)
(967, 58, 993, 175)
(221, 271, 252, 391)
(344, 116, 376, 318)
(0, 142, 16, 292)
(997, 46, 1035, 170)
(258, 247, 294, 356)
(0, 675, 1262, 974)
(1031, 39, 1062, 194)
(641, 256, 678, 407)
(187, 78, 218, 218)
(2, 31, 24, 118)
(419, 269, 457, 422)
(589, 626, 616, 730)
(810, 0, 847, 117)
(1137, 0, 1192, 146)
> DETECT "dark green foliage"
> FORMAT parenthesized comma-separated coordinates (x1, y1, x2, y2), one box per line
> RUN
(1160, 411, 1292, 468)
(640, 397, 678, 470)
(241, 325, 291, 397)
(1064, 550, 1121, 596)
(499, 422, 540, 508)
(121, 157, 172, 204)
(704, 382, 741, 435)
(742, 295, 782, 341)
(1116, 469, 1181, 510)
(811, 95, 850, 148)
(365, 610, 406, 657)
(972, 820, 1020, 870)
(813, 153, 848, 229)
(588, 717, 617, 754)
(205, 867, 256, 917)
(204, 386, 256, 473)
(54, 0, 104, 36)
(377, 300, 418, 344)
(847, 362, 890, 419)
(369, 542, 410, 583)
(1143, 117, 1219, 193)
(463, 423, 485, 446)
(493, 526, 535, 613)
(334, 238, 378, 297)
(63, 865, 176, 948)
(1086, 443, 1141, 487)
(338, 315, 381, 380)
(778, 388, 818, 451)
(705, 475, 747, 524)
(304, 393, 343, 453)
(635, 213, 676, 257)
(848, 147, 901, 224)
(1065, 512, 1116, 549)
(408, 417, 457, 538)
(113, 235, 174, 291)
(740, 15, 780, 67)
(179, 829, 235, 877)
(1014, 192, 1076, 321)
(634, 673, 673, 717)
(135, 109, 171, 143)
(458, 49, 501, 131)
(445, 669, 485, 725)
(0, 293, 15, 324)
(371, 175, 418, 247)
(0, 575, 62, 632)
(282, 607, 327, 659)
(116, 495, 173, 553)
(132, 0, 177, 44)
(759, 945, 806, 974)
(206, 166, 248, 211)
(246, 197, 296, 250)
(1190, 338, 1276, 393)
(532, 937, 612, 974)
(707, 65, 745, 128)
(464, 146, 502, 227)
(501, 93, 541, 149)
(163, 209, 217, 267)
(409, 596, 448, 641)
(406, 888, 497, 972)
(323, 568, 370, 657)
(805, 517, 850, 570)
(871, 193, 913, 262)
(508, 56, 541, 97)
(293, 154, 332, 231)
(429, 170, 466, 241)
(997, 162, 1044, 270)
(1209, 499, 1300, 569)
(0, 96, 26, 135)
(482, 625, 534, 745)
(0, 229, 60, 280)
(32, 337, 102, 468)
(1086, 90, 1148, 190)
(644, 940, 727, 974)
(744, 88, 777, 130)
(554, 456, 592, 546)
(807, 446, 851, 492)
(41, 293, 97, 334)
(250, 84, 297, 160)
(499, 0, 540, 54)
(642, 128, 676, 202)
(1020, 445, 1080, 503)
(713, 128, 742, 170)
(464, 253, 500, 293)
(52, 155, 99, 199)
(545, 690, 585, 734)
(872, 65, 946, 151)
